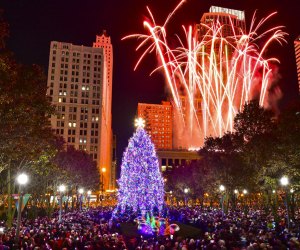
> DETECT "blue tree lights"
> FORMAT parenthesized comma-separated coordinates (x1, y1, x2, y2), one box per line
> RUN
(116, 118, 164, 215)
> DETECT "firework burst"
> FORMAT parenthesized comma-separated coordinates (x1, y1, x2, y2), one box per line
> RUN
(124, 1, 287, 149)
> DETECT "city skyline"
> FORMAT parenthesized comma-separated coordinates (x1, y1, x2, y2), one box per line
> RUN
(1, 0, 299, 164)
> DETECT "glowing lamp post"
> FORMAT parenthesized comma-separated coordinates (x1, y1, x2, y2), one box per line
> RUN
(272, 189, 278, 210)
(15, 173, 29, 243)
(280, 176, 289, 186)
(280, 176, 290, 229)
(242, 189, 248, 210)
(78, 188, 84, 211)
(58, 184, 66, 223)
(184, 188, 189, 206)
(233, 189, 238, 208)
(87, 190, 92, 209)
(219, 185, 225, 215)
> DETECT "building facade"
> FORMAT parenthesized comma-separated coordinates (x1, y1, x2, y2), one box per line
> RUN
(194, 6, 246, 57)
(137, 101, 173, 150)
(157, 150, 202, 172)
(93, 31, 114, 190)
(46, 36, 113, 190)
(294, 36, 300, 93)
(172, 96, 203, 150)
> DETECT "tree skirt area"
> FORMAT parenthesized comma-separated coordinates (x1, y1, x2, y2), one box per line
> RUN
(120, 221, 202, 238)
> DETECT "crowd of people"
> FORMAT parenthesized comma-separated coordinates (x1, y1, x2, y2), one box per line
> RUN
(0, 206, 299, 249)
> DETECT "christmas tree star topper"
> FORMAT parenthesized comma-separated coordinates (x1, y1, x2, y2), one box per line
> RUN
(135, 117, 145, 128)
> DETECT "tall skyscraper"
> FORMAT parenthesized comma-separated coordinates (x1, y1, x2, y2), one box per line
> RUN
(137, 101, 173, 150)
(93, 31, 114, 190)
(46, 35, 113, 190)
(194, 6, 246, 58)
(294, 36, 300, 93)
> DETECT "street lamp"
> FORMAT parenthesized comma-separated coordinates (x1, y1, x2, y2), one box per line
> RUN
(242, 189, 248, 209)
(87, 190, 92, 209)
(219, 185, 225, 215)
(280, 176, 289, 186)
(184, 188, 189, 206)
(280, 176, 290, 229)
(78, 188, 84, 211)
(58, 184, 66, 223)
(15, 173, 29, 243)
(233, 189, 238, 208)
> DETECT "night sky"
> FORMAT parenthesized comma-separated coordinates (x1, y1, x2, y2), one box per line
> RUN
(1, 0, 299, 167)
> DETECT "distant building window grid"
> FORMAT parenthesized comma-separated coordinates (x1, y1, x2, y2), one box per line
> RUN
(49, 45, 103, 141)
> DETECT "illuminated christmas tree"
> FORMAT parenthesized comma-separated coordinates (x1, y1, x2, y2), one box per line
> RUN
(116, 118, 164, 215)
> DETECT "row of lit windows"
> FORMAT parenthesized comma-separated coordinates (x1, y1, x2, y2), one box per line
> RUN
(156, 145, 172, 149)
(49, 79, 101, 89)
(150, 134, 172, 138)
(141, 111, 172, 115)
(52, 59, 101, 69)
(56, 121, 99, 131)
(161, 158, 192, 166)
(56, 114, 99, 123)
(66, 128, 99, 136)
(60, 84, 99, 91)
(66, 139, 99, 150)
(53, 49, 102, 60)
(58, 97, 100, 105)
(145, 116, 172, 119)
(149, 125, 172, 129)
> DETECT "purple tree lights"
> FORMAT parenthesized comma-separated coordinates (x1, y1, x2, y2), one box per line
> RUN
(116, 118, 164, 215)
